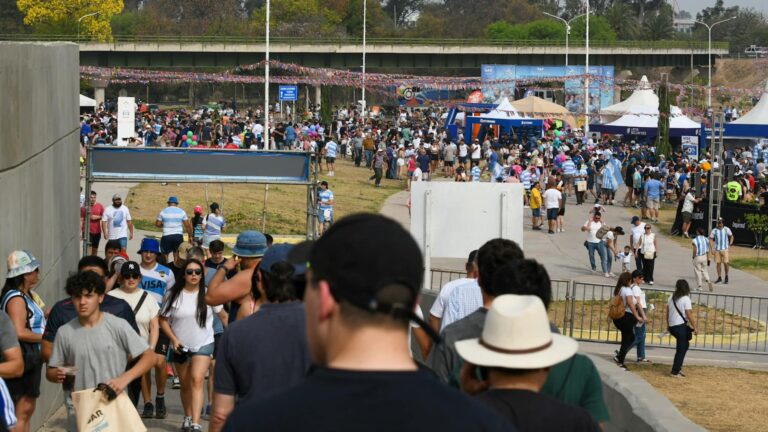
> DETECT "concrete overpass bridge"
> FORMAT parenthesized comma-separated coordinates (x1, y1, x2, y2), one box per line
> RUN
(0, 35, 729, 71)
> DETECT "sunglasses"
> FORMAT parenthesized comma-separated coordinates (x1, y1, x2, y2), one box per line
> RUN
(123, 274, 140, 280)
(185, 268, 203, 276)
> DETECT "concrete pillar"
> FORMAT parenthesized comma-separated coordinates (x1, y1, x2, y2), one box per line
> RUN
(315, 86, 322, 108)
(92, 79, 108, 108)
(189, 83, 195, 107)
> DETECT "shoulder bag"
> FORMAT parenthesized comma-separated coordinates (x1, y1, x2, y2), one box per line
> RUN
(670, 298, 694, 341)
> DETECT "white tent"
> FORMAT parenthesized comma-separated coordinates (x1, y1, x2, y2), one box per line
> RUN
(593, 104, 701, 136)
(730, 81, 768, 126)
(600, 75, 659, 122)
(494, 97, 519, 115)
(79, 94, 97, 108)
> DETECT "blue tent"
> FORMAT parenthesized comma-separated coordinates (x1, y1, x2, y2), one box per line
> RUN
(463, 114, 544, 143)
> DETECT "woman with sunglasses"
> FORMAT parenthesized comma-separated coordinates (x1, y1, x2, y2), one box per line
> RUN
(108, 261, 160, 418)
(1, 251, 46, 432)
(160, 259, 224, 432)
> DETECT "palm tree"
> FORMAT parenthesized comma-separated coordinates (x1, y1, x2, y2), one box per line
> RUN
(605, 2, 640, 40)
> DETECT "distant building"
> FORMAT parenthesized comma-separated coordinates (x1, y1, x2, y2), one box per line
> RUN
(674, 18, 696, 34)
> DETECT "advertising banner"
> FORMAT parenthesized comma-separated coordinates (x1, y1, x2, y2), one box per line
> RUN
(116, 97, 135, 146)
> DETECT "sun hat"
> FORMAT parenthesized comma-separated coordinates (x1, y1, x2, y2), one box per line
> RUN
(232, 231, 268, 258)
(261, 243, 306, 276)
(6, 250, 41, 279)
(455, 295, 577, 369)
(137, 238, 161, 255)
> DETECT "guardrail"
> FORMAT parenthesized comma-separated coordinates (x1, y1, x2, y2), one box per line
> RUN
(430, 268, 768, 354)
(0, 34, 729, 50)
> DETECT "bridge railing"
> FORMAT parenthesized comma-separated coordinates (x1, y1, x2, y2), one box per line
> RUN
(429, 268, 768, 355)
(0, 34, 729, 50)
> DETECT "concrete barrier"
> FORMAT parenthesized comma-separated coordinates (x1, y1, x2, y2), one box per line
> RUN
(0, 42, 79, 430)
(590, 354, 705, 432)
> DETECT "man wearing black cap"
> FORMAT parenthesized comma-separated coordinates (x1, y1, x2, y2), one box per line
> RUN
(222, 214, 511, 432)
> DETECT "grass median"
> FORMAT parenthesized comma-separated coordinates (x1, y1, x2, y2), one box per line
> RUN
(126, 159, 405, 235)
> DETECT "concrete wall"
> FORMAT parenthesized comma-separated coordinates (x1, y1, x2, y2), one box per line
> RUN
(0, 42, 80, 430)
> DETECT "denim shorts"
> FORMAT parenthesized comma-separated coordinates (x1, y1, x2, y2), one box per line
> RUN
(115, 237, 128, 250)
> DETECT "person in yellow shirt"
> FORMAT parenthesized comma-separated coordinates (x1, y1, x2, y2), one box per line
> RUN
(530, 182, 543, 230)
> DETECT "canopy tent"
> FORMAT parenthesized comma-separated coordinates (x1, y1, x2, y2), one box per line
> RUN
(591, 104, 701, 138)
(600, 75, 659, 123)
(464, 111, 543, 143)
(80, 94, 97, 108)
(511, 96, 577, 127)
(724, 81, 768, 137)
(494, 97, 519, 115)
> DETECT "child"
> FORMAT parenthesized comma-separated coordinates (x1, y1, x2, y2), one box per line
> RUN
(191, 205, 204, 246)
(616, 246, 634, 273)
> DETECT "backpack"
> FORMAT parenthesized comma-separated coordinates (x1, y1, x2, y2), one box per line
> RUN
(608, 294, 626, 320)
(596, 225, 612, 240)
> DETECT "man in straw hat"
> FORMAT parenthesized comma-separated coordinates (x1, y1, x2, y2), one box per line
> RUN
(456, 294, 601, 432)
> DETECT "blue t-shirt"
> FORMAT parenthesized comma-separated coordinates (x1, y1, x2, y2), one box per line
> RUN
(645, 179, 662, 199)
(285, 125, 296, 140)
(157, 206, 188, 236)
(318, 189, 334, 210)
(325, 142, 338, 158)
(205, 214, 225, 237)
(139, 263, 176, 305)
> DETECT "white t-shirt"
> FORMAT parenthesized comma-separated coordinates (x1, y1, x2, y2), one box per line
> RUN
(631, 284, 647, 309)
(542, 188, 562, 209)
(682, 192, 696, 213)
(631, 222, 646, 249)
(602, 230, 615, 245)
(668, 295, 692, 327)
(471, 144, 481, 159)
(102, 205, 132, 239)
(584, 220, 603, 243)
(459, 144, 468, 157)
(108, 288, 160, 343)
(162, 289, 223, 351)
(429, 277, 474, 323)
(619, 286, 634, 313)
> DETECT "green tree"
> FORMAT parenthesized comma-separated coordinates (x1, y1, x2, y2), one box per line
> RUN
(381, 0, 423, 29)
(0, 0, 26, 33)
(745, 213, 768, 267)
(17, 0, 124, 40)
(641, 3, 673, 40)
(605, 1, 640, 40)
(569, 16, 618, 42)
(251, 0, 344, 37)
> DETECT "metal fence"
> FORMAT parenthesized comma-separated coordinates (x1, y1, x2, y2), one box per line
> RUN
(429, 268, 768, 355)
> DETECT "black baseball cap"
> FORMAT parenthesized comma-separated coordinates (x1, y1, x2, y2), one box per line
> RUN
(120, 261, 141, 278)
(290, 213, 439, 341)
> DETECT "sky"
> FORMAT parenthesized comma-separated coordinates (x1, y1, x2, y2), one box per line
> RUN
(674, 0, 768, 17)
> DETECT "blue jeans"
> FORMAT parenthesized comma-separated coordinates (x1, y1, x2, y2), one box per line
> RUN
(628, 320, 647, 359)
(364, 150, 374, 167)
(587, 242, 605, 272)
(602, 243, 613, 273)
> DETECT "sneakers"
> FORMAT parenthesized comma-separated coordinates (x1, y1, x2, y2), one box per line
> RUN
(172, 376, 181, 389)
(190, 425, 203, 432)
(670, 372, 686, 378)
(724, 275, 729, 284)
(181, 416, 192, 431)
(604, 273, 611, 278)
(695, 286, 702, 291)
(715, 277, 722, 284)
(155, 396, 167, 419)
(141, 402, 154, 419)
(649, 281, 654, 285)
(548, 230, 555, 234)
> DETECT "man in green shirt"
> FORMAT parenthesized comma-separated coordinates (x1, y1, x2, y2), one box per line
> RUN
(725, 176, 743, 202)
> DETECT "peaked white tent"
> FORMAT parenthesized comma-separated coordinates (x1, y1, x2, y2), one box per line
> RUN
(593, 104, 701, 137)
(600, 76, 659, 122)
(724, 81, 768, 137)
(80, 94, 97, 108)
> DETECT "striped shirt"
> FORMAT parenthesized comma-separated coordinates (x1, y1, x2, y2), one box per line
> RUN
(139, 263, 176, 305)
(562, 159, 577, 175)
(693, 235, 710, 256)
(0, 378, 16, 429)
(710, 227, 732, 251)
(1, 290, 46, 336)
(441, 280, 482, 329)
(204, 213, 225, 237)
(157, 206, 188, 236)
(471, 166, 482, 182)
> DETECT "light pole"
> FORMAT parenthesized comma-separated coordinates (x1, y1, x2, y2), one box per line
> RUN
(77, 11, 100, 41)
(264, 0, 271, 149)
(694, 17, 735, 109)
(362, 0, 367, 117)
(584, 0, 590, 136)
(542, 12, 588, 68)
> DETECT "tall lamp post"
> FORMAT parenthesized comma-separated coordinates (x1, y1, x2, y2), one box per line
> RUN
(542, 12, 588, 68)
(77, 11, 100, 41)
(584, 0, 590, 136)
(264, 0, 271, 149)
(362, 0, 367, 117)
(694, 17, 735, 109)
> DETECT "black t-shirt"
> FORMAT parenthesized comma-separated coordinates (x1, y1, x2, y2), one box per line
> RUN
(214, 302, 310, 404)
(223, 367, 514, 432)
(168, 261, 184, 286)
(476, 389, 600, 432)
(43, 296, 139, 342)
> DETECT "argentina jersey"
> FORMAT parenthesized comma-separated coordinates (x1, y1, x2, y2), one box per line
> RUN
(158, 206, 188, 236)
(140, 263, 176, 305)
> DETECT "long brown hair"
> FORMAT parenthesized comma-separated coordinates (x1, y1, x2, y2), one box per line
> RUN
(672, 279, 691, 301)
(614, 272, 632, 295)
(161, 259, 208, 328)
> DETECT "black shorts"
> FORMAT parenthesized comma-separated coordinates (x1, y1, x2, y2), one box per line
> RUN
(155, 333, 171, 356)
(444, 160, 455, 167)
(160, 234, 184, 255)
(547, 208, 559, 220)
(558, 207, 565, 216)
(682, 211, 693, 223)
(89, 232, 102, 249)
(6, 362, 42, 401)
(212, 333, 222, 359)
(430, 154, 438, 161)
(459, 156, 468, 163)
(326, 157, 335, 163)
(471, 158, 481, 166)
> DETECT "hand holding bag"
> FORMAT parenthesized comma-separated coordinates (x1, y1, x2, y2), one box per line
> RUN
(72, 384, 147, 432)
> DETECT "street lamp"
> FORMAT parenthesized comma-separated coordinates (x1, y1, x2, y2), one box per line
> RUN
(362, 0, 367, 117)
(694, 17, 735, 108)
(265, 0, 271, 149)
(584, 1, 590, 136)
(542, 12, 588, 68)
(77, 12, 100, 41)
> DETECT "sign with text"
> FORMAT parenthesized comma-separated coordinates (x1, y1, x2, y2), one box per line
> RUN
(279, 85, 298, 101)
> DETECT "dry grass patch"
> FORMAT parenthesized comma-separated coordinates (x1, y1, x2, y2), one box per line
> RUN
(125, 159, 404, 235)
(633, 364, 768, 432)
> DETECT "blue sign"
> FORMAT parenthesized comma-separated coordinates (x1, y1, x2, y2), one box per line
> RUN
(279, 85, 298, 101)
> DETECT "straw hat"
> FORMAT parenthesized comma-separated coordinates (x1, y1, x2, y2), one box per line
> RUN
(456, 295, 577, 369)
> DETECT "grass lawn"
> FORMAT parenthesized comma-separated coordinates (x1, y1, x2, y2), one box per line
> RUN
(125, 158, 405, 235)
(655, 206, 768, 281)
(632, 364, 768, 432)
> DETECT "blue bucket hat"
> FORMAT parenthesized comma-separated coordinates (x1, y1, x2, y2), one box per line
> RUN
(167, 196, 179, 204)
(137, 238, 161, 254)
(260, 243, 306, 276)
(232, 231, 268, 258)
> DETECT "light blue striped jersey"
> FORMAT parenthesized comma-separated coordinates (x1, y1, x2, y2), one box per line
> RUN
(0, 378, 16, 429)
(204, 213, 225, 237)
(1, 290, 46, 336)
(325, 141, 338, 158)
(562, 159, 577, 175)
(319, 189, 334, 210)
(693, 235, 709, 256)
(157, 206, 188, 236)
(709, 227, 732, 251)
(471, 166, 482, 182)
(139, 263, 176, 305)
